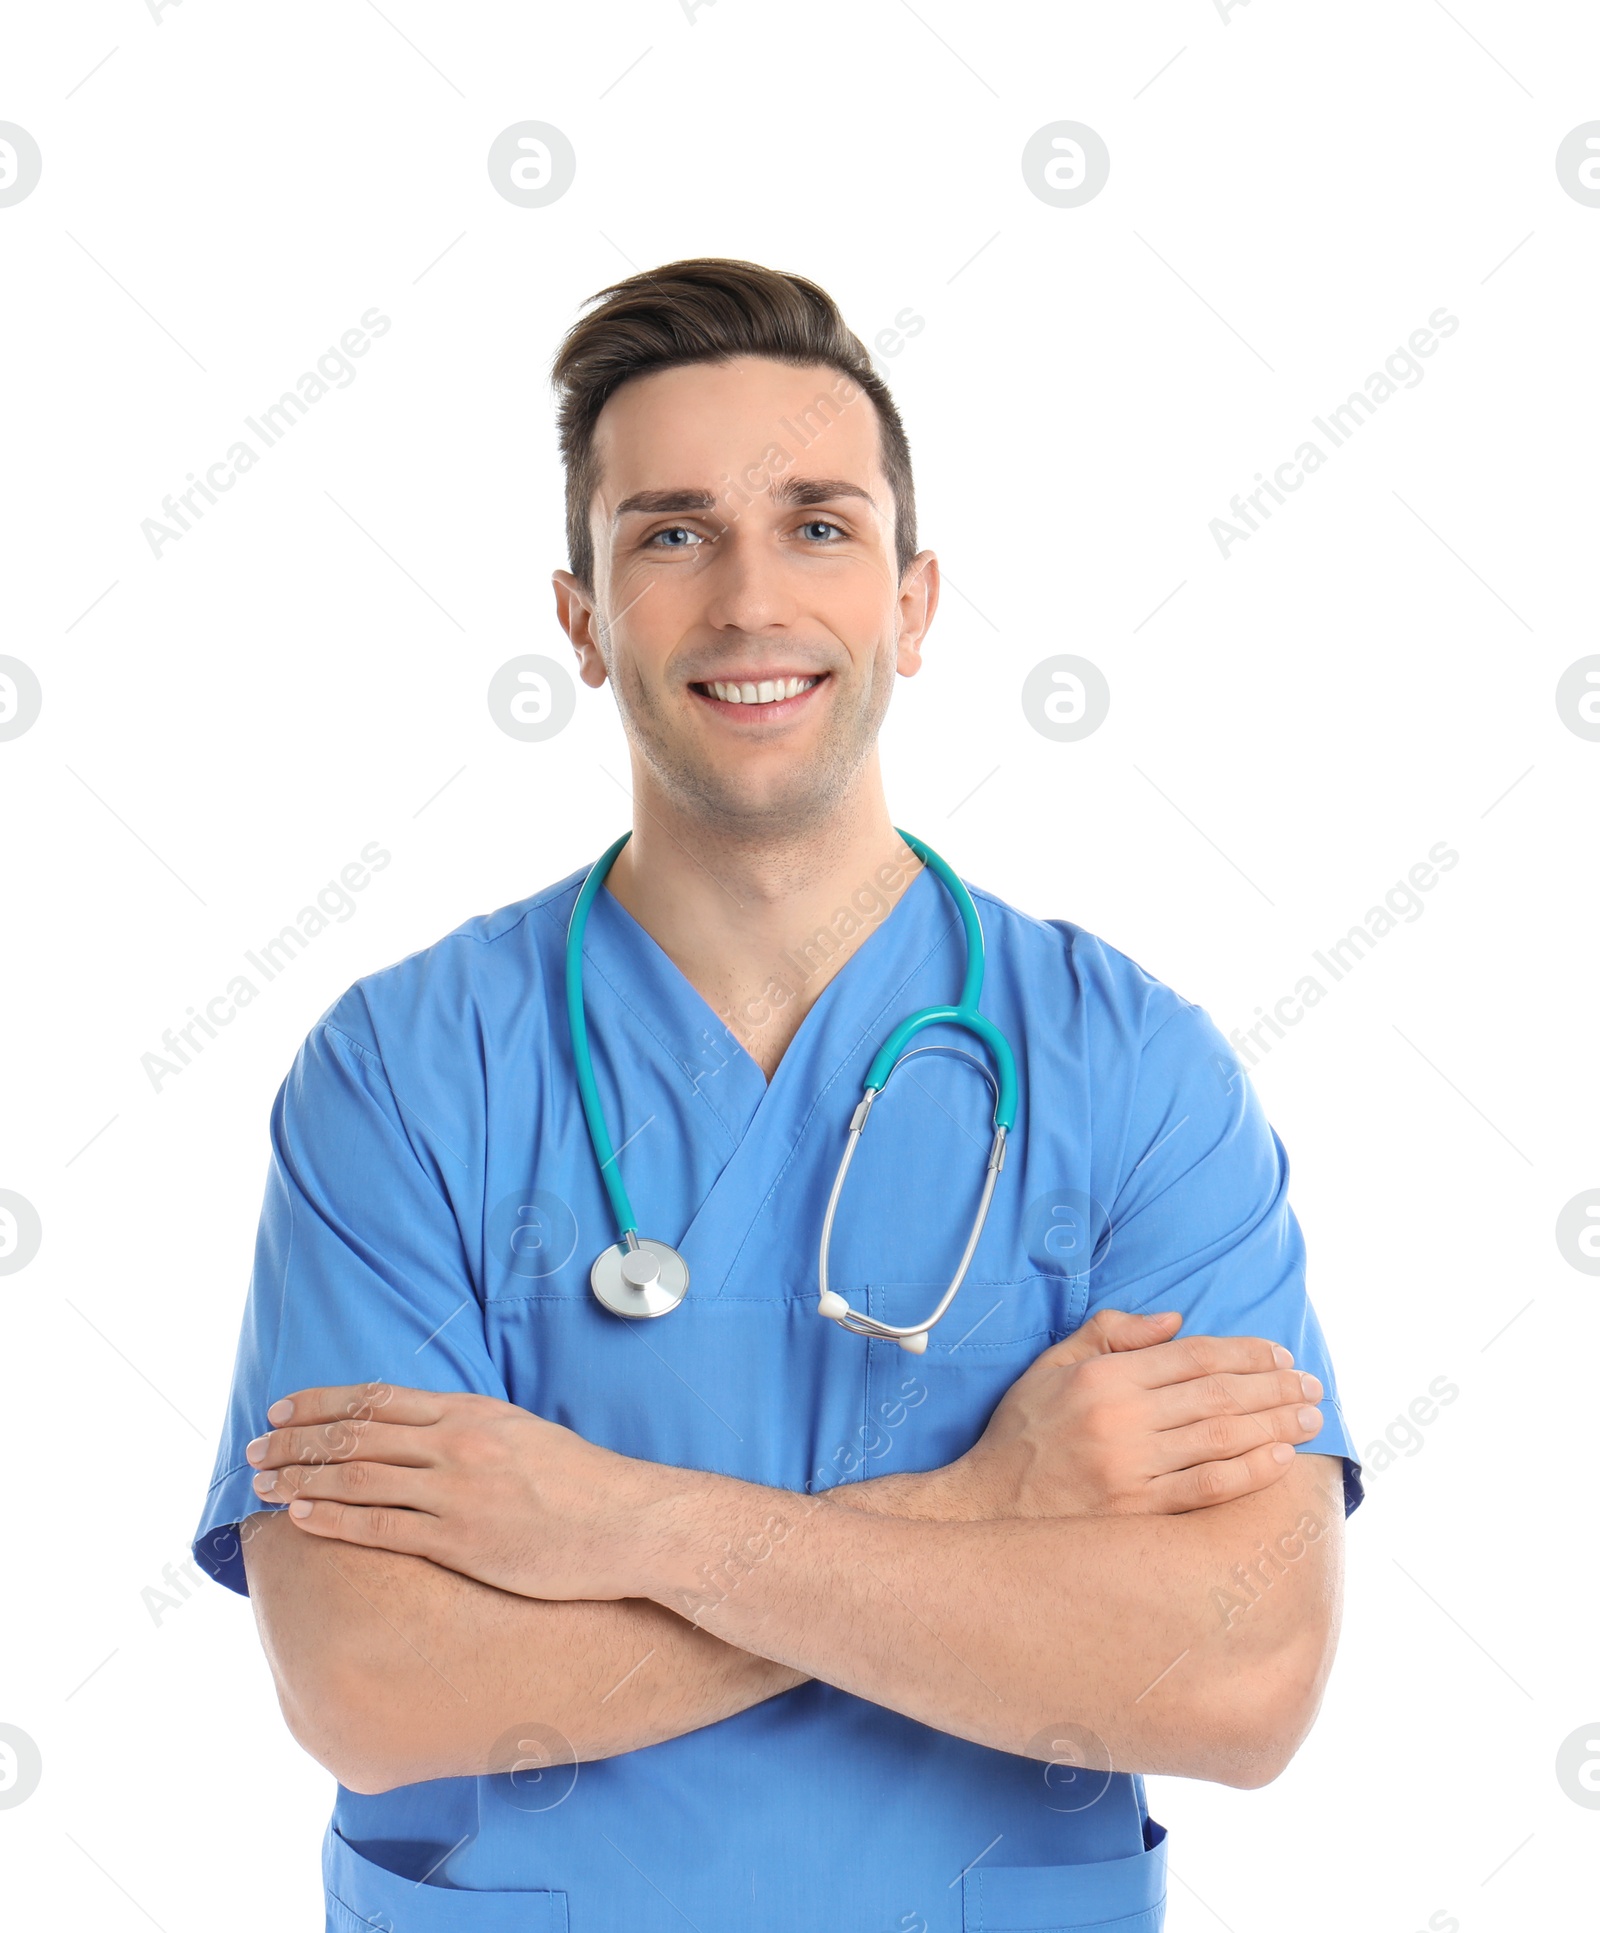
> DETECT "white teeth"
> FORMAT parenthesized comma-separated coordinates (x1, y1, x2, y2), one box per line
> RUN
(707, 676, 819, 705)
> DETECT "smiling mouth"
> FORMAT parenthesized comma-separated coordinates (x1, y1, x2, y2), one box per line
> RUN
(689, 673, 826, 714)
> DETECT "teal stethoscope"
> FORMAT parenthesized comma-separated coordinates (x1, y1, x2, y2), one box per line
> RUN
(566, 830, 1018, 1353)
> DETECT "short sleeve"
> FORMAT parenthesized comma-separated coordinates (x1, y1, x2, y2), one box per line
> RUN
(193, 1007, 507, 1594)
(1089, 998, 1363, 1517)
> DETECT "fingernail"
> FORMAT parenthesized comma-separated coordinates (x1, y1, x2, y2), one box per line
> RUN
(252, 1471, 275, 1494)
(1271, 1443, 1294, 1463)
(289, 1499, 313, 1520)
(267, 1399, 294, 1425)
(1297, 1406, 1322, 1432)
(1272, 1345, 1293, 1369)
(245, 1436, 268, 1465)
(1300, 1373, 1323, 1400)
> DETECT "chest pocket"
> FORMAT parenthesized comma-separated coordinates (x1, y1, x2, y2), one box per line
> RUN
(807, 1046, 1103, 1484)
(824, 1273, 1075, 1487)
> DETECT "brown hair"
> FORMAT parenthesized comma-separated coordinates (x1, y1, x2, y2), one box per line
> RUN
(550, 257, 917, 593)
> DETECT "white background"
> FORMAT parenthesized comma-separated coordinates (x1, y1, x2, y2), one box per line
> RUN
(2, 2, 1596, 1928)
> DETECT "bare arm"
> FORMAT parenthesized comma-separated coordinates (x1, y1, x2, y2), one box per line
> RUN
(243, 1512, 800, 1792)
(241, 1462, 936, 1794)
(244, 1312, 1332, 1791)
(636, 1449, 1346, 1790)
(610, 1331, 1346, 1786)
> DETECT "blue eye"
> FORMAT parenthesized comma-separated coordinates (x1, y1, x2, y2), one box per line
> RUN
(799, 519, 844, 542)
(647, 526, 703, 548)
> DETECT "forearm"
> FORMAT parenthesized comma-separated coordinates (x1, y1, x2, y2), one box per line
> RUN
(243, 1453, 972, 1791)
(832, 1465, 968, 1519)
(242, 1512, 805, 1791)
(248, 1328, 1342, 1786)
(631, 1455, 1345, 1787)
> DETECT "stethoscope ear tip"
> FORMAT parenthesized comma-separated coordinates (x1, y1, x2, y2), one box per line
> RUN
(897, 1330, 929, 1355)
(816, 1290, 851, 1321)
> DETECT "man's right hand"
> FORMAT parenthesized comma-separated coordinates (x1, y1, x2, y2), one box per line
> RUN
(933, 1309, 1326, 1521)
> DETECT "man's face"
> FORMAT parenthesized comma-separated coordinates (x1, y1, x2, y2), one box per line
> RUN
(554, 355, 937, 834)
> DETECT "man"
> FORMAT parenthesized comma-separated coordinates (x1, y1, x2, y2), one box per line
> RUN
(195, 257, 1361, 1933)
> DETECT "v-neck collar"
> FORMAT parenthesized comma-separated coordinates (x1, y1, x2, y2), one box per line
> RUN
(577, 857, 971, 1289)
(586, 857, 949, 1089)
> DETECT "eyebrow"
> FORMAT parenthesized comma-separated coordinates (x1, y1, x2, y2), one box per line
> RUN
(611, 477, 875, 524)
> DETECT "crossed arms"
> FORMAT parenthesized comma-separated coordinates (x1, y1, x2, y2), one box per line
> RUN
(240, 1308, 1346, 1796)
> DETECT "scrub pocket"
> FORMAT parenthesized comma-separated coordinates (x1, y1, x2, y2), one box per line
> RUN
(324, 1826, 569, 1932)
(858, 1276, 1071, 1475)
(961, 1821, 1167, 1932)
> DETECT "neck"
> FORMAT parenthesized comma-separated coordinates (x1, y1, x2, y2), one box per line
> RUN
(602, 755, 924, 1080)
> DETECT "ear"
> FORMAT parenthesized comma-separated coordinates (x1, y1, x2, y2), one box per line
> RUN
(894, 550, 940, 678)
(552, 570, 610, 690)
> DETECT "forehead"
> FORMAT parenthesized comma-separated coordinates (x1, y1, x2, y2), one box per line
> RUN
(588, 356, 887, 507)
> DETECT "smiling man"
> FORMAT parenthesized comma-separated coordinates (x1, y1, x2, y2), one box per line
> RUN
(195, 258, 1361, 1933)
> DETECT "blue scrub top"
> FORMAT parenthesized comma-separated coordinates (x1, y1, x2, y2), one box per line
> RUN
(195, 853, 1361, 1933)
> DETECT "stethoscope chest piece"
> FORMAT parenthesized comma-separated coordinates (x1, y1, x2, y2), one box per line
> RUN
(590, 1238, 690, 1320)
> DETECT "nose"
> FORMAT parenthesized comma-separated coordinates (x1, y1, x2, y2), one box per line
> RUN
(697, 525, 799, 637)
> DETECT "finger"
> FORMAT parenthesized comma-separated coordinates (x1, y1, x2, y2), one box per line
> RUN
(1142, 1441, 1300, 1514)
(252, 1461, 435, 1510)
(1120, 1333, 1297, 1389)
(264, 1384, 448, 1429)
(245, 1418, 439, 1473)
(1149, 1402, 1326, 1475)
(284, 1497, 438, 1554)
(1154, 1369, 1323, 1430)
(1040, 1309, 1182, 1367)
(1098, 1310, 1183, 1349)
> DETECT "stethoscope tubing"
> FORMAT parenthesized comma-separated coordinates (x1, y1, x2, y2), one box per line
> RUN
(566, 827, 1017, 1346)
(566, 830, 640, 1242)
